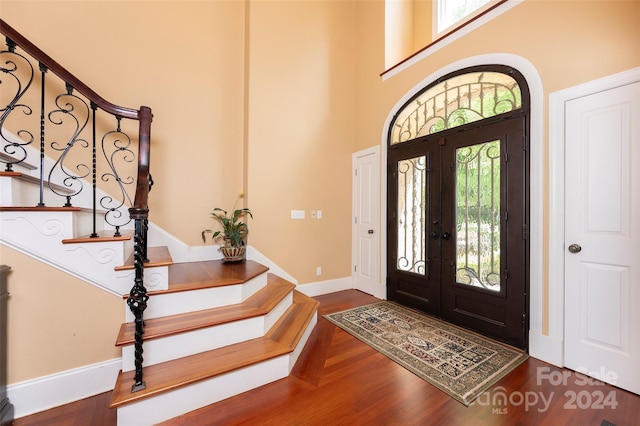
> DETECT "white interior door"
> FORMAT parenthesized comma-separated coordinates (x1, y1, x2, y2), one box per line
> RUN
(564, 82, 640, 394)
(352, 147, 381, 297)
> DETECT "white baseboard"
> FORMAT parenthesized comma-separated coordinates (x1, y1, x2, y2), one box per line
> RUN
(528, 330, 564, 368)
(8, 358, 120, 419)
(295, 276, 353, 297)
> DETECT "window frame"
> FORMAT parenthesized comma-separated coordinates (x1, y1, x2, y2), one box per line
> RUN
(382, 0, 518, 79)
(433, 0, 502, 40)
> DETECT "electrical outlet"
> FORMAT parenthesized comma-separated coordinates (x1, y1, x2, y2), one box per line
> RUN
(317, 210, 322, 219)
(316, 266, 322, 276)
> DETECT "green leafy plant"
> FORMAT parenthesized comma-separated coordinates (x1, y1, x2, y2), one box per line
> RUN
(201, 196, 252, 248)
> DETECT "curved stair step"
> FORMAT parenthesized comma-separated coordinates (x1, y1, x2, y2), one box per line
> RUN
(115, 274, 295, 346)
(109, 289, 319, 418)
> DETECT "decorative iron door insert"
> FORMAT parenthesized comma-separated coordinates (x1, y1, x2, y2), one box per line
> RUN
(440, 117, 527, 348)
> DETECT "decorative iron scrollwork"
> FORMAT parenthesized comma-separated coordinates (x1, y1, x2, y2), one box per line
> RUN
(0, 41, 34, 171)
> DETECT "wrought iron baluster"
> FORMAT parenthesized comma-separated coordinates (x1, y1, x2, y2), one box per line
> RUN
(126, 218, 148, 392)
(47, 83, 90, 206)
(37, 62, 47, 206)
(100, 115, 134, 236)
(90, 102, 98, 237)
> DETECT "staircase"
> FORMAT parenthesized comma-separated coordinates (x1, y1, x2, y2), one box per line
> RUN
(0, 19, 319, 425)
(109, 258, 318, 425)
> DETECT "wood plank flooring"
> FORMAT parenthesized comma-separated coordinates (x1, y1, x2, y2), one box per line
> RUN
(13, 290, 640, 426)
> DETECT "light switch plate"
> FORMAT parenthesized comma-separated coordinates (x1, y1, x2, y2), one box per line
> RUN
(291, 210, 305, 219)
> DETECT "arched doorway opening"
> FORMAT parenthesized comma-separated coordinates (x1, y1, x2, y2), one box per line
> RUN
(386, 65, 530, 349)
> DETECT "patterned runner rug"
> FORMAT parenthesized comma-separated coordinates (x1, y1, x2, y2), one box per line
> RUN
(324, 301, 528, 406)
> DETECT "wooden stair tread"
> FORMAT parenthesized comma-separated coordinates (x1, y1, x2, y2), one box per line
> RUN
(0, 170, 74, 194)
(62, 230, 133, 244)
(109, 336, 289, 408)
(115, 274, 295, 346)
(155, 259, 270, 295)
(109, 289, 318, 409)
(267, 290, 320, 350)
(115, 246, 173, 271)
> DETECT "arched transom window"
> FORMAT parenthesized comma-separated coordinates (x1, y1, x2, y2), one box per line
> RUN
(390, 71, 522, 145)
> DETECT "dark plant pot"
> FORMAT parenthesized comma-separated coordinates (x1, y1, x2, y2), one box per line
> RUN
(220, 245, 246, 262)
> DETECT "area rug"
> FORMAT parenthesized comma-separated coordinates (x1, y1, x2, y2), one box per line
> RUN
(324, 301, 528, 406)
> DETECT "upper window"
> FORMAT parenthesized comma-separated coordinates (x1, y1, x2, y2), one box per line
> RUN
(434, 0, 500, 37)
(389, 68, 523, 145)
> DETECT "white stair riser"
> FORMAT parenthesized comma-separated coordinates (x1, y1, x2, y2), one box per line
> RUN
(0, 176, 63, 207)
(72, 209, 107, 239)
(121, 317, 260, 372)
(115, 309, 317, 425)
(115, 265, 169, 295)
(116, 356, 290, 426)
(124, 273, 268, 322)
(120, 292, 293, 371)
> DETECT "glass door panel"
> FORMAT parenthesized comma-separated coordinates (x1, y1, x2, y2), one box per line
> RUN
(455, 140, 501, 291)
(397, 155, 427, 275)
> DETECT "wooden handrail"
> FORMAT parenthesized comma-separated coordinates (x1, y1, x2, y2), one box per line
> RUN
(0, 19, 140, 120)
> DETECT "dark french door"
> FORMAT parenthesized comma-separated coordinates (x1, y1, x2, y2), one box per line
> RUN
(387, 116, 528, 349)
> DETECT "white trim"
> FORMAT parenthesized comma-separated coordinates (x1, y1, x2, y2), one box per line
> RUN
(295, 276, 353, 298)
(548, 66, 640, 365)
(380, 53, 544, 355)
(352, 146, 386, 300)
(8, 358, 120, 419)
(528, 330, 563, 367)
(246, 245, 297, 285)
(383, 0, 524, 80)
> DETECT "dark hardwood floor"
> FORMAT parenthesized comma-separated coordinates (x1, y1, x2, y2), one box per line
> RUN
(14, 290, 640, 426)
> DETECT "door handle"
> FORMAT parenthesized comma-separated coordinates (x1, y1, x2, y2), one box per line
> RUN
(368, 229, 374, 234)
(568, 243, 582, 253)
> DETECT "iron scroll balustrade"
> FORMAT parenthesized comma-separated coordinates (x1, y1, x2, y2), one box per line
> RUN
(0, 20, 141, 236)
(0, 19, 153, 392)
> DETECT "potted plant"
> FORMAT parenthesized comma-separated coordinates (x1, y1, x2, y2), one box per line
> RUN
(201, 196, 253, 262)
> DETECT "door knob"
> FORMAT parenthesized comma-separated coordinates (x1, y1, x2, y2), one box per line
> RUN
(368, 229, 374, 234)
(568, 243, 582, 253)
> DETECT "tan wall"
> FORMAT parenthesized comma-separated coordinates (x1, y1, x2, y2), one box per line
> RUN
(246, 0, 355, 283)
(2, 246, 122, 383)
